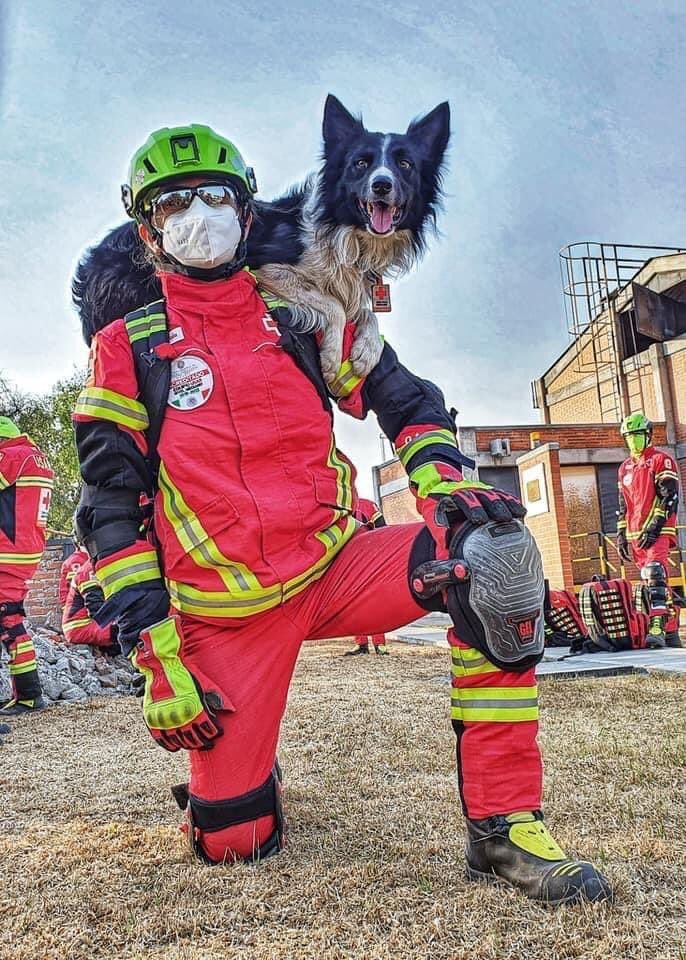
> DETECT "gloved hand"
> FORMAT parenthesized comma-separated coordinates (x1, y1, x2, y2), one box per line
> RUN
(82, 584, 106, 620)
(637, 517, 665, 550)
(130, 615, 224, 752)
(616, 528, 631, 562)
(417, 479, 526, 555)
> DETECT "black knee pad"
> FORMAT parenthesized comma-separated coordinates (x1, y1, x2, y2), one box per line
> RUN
(172, 764, 285, 865)
(642, 561, 669, 611)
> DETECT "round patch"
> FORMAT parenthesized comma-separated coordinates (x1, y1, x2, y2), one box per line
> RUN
(168, 356, 214, 410)
(623, 474, 632, 486)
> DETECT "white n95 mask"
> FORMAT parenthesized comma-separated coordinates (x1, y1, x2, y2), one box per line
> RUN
(162, 196, 242, 269)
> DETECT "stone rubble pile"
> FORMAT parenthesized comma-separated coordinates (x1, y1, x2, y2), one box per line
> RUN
(0, 624, 137, 705)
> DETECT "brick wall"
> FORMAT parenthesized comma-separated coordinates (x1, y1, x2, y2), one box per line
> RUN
(517, 444, 574, 590)
(548, 388, 604, 424)
(667, 348, 686, 442)
(24, 539, 73, 622)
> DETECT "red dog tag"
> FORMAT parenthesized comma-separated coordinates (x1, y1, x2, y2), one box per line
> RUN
(372, 282, 392, 312)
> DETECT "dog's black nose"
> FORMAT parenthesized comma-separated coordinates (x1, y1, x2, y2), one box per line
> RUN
(371, 177, 393, 197)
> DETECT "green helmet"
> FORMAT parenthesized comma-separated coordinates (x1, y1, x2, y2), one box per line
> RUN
(620, 412, 652, 437)
(0, 416, 21, 439)
(121, 124, 258, 218)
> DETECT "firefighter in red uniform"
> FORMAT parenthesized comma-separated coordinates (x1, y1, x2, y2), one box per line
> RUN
(62, 556, 118, 650)
(59, 541, 90, 609)
(344, 497, 390, 656)
(0, 416, 54, 716)
(617, 412, 681, 648)
(72, 124, 611, 904)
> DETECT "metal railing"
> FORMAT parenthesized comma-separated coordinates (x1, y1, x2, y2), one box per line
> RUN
(569, 525, 686, 594)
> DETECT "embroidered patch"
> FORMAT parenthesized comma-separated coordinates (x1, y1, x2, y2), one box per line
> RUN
(169, 326, 185, 344)
(37, 488, 51, 527)
(168, 356, 214, 410)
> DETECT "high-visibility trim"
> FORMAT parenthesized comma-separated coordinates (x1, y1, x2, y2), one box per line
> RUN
(396, 428, 456, 468)
(64, 616, 93, 630)
(257, 287, 290, 310)
(158, 463, 262, 594)
(0, 552, 42, 565)
(329, 360, 363, 399)
(9, 660, 38, 676)
(15, 476, 54, 488)
(655, 470, 679, 483)
(167, 515, 357, 619)
(74, 387, 150, 431)
(96, 549, 162, 599)
(451, 685, 539, 722)
(78, 577, 100, 592)
(326, 439, 354, 513)
(451, 646, 500, 677)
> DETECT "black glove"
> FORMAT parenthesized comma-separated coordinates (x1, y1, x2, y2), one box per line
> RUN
(616, 529, 631, 562)
(638, 517, 664, 551)
(82, 585, 106, 620)
(434, 481, 527, 526)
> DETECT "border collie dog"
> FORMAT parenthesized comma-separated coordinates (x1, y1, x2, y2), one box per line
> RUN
(72, 95, 450, 383)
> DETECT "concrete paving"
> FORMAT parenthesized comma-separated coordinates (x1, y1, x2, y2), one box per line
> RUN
(389, 615, 686, 676)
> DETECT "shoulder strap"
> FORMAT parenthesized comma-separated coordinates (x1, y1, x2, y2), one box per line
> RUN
(123, 299, 171, 488)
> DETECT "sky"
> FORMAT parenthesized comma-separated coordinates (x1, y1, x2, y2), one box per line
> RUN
(1, 0, 686, 495)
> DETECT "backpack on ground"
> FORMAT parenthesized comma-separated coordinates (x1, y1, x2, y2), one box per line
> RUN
(578, 577, 648, 653)
(544, 586, 588, 648)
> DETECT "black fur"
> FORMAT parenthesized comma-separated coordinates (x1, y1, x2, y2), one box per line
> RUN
(72, 95, 450, 345)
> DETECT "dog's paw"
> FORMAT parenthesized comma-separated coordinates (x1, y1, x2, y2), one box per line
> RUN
(350, 310, 383, 377)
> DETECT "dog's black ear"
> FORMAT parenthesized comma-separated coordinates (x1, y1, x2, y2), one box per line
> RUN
(323, 94, 364, 144)
(406, 102, 450, 159)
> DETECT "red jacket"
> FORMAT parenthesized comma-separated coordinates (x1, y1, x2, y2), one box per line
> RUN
(74, 268, 467, 637)
(0, 434, 54, 603)
(618, 446, 679, 545)
(59, 546, 90, 608)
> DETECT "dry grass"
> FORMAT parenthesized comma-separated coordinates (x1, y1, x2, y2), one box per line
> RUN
(1, 641, 685, 960)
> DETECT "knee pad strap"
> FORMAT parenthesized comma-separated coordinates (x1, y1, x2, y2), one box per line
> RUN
(173, 765, 285, 865)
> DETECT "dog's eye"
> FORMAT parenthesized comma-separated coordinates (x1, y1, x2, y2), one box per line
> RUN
(355, 158, 369, 169)
(398, 158, 413, 170)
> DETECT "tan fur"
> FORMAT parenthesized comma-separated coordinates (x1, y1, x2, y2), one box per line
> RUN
(255, 179, 419, 384)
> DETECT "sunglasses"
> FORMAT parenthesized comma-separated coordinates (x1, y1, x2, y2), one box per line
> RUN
(148, 182, 241, 229)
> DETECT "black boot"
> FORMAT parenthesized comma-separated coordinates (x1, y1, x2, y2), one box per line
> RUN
(374, 644, 390, 656)
(465, 812, 613, 905)
(665, 631, 682, 648)
(0, 667, 45, 716)
(344, 644, 369, 656)
(646, 617, 666, 649)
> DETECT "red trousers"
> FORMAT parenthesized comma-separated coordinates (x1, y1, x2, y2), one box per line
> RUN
(354, 634, 387, 647)
(631, 535, 678, 630)
(179, 523, 544, 862)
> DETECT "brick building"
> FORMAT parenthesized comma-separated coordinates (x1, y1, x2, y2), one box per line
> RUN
(375, 244, 686, 593)
(24, 537, 74, 625)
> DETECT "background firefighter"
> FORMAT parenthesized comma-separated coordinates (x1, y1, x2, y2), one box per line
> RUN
(617, 412, 681, 648)
(72, 123, 611, 905)
(344, 496, 390, 656)
(0, 416, 54, 716)
(62, 555, 119, 651)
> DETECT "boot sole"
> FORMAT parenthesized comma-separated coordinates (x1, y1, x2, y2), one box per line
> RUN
(465, 864, 588, 907)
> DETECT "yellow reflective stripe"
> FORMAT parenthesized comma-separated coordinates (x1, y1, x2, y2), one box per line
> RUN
(158, 463, 262, 593)
(451, 647, 500, 677)
(167, 516, 357, 618)
(13, 641, 34, 654)
(655, 470, 679, 482)
(662, 527, 676, 535)
(97, 549, 162, 599)
(451, 685, 539, 722)
(258, 287, 290, 310)
(63, 617, 92, 631)
(0, 552, 42, 564)
(285, 516, 356, 600)
(75, 387, 150, 431)
(78, 578, 99, 592)
(326, 439, 354, 513)
(396, 429, 456, 467)
(15, 476, 54, 488)
(9, 661, 37, 676)
(329, 360, 363, 398)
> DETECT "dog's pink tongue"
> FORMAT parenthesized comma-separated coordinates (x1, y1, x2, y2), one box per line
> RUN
(371, 202, 393, 234)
